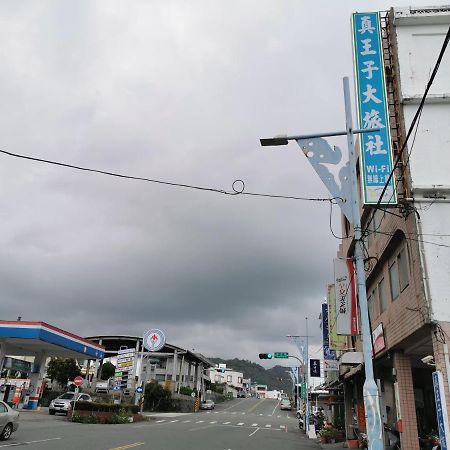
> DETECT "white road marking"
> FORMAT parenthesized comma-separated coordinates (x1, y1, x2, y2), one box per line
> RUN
(280, 425, 285, 429)
(277, 415, 281, 418)
(196, 420, 204, 423)
(214, 411, 219, 414)
(248, 427, 260, 437)
(156, 420, 166, 423)
(223, 421, 230, 424)
(170, 419, 179, 423)
(241, 412, 246, 415)
(0, 438, 62, 448)
(251, 423, 258, 427)
(231, 412, 237, 414)
(210, 421, 217, 424)
(182, 420, 191, 423)
(270, 401, 280, 416)
(265, 424, 271, 428)
(259, 413, 263, 416)
(237, 422, 244, 426)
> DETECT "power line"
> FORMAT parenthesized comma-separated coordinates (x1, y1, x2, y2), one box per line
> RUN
(0, 148, 336, 203)
(371, 229, 450, 249)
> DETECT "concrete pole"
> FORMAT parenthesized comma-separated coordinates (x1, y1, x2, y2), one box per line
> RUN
(343, 76, 383, 450)
(172, 351, 178, 393)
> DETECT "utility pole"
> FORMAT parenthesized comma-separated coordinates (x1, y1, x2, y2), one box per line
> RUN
(263, 77, 384, 450)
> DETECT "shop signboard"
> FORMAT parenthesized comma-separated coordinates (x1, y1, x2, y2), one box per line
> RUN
(322, 303, 336, 363)
(334, 258, 358, 335)
(352, 12, 397, 205)
(433, 371, 449, 450)
(327, 284, 347, 351)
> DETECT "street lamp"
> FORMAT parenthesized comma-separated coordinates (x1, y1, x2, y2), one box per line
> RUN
(287, 322, 311, 436)
(261, 77, 384, 450)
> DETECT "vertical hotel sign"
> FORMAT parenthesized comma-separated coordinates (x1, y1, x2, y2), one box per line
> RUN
(352, 12, 397, 205)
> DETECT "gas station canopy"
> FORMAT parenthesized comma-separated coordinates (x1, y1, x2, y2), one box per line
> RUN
(0, 321, 105, 360)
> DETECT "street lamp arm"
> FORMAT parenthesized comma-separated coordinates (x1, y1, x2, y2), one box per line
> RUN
(288, 355, 304, 366)
(260, 127, 380, 146)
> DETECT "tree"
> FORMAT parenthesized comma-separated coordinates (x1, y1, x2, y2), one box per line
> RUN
(100, 361, 116, 380)
(46, 358, 81, 388)
(143, 381, 172, 411)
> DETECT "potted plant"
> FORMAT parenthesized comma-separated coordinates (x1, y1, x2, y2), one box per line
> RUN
(319, 428, 337, 444)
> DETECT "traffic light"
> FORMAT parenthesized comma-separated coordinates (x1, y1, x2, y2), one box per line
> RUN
(259, 353, 273, 359)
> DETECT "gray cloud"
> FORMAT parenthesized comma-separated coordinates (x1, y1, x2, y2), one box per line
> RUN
(0, 0, 426, 365)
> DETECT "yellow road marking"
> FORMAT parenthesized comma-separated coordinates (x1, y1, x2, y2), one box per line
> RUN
(246, 398, 266, 413)
(109, 442, 145, 450)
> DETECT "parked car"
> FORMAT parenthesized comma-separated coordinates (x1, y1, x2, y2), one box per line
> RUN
(49, 392, 92, 415)
(280, 399, 292, 410)
(237, 391, 246, 398)
(0, 401, 19, 440)
(200, 400, 215, 410)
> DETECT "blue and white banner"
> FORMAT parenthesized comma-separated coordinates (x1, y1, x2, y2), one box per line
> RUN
(322, 303, 336, 361)
(352, 12, 397, 205)
(433, 371, 449, 450)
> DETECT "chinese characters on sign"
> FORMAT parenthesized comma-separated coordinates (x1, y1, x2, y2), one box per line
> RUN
(322, 303, 337, 367)
(352, 12, 397, 205)
(432, 371, 449, 450)
(327, 284, 347, 351)
(333, 258, 358, 335)
(309, 359, 321, 378)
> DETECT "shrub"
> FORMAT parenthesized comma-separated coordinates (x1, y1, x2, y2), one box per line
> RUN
(74, 401, 138, 414)
(179, 386, 193, 396)
(72, 414, 101, 424)
(105, 413, 130, 424)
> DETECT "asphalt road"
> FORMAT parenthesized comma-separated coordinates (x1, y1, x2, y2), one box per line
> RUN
(3, 399, 321, 450)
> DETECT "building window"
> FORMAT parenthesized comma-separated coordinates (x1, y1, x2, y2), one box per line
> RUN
(389, 261, 400, 300)
(389, 242, 409, 300)
(238, 377, 242, 384)
(378, 278, 387, 313)
(398, 247, 409, 291)
(227, 375, 232, 383)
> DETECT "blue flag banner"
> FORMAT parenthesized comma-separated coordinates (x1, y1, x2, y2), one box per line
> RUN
(352, 12, 397, 205)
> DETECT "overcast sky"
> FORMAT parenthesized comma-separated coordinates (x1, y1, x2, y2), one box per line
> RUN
(0, 0, 428, 367)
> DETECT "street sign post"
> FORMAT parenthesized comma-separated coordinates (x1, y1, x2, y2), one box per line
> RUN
(73, 376, 83, 387)
(274, 352, 289, 359)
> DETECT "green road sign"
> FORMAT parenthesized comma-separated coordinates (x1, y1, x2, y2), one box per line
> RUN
(274, 352, 289, 359)
(301, 382, 306, 400)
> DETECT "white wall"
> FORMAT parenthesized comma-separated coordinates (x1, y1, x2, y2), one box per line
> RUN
(394, 7, 450, 320)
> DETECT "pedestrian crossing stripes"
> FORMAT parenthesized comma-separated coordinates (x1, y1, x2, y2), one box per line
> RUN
(151, 419, 286, 430)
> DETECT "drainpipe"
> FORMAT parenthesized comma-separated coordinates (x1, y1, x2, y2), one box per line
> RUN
(415, 215, 433, 321)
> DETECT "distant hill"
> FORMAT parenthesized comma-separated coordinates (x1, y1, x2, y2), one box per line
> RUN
(209, 357, 294, 394)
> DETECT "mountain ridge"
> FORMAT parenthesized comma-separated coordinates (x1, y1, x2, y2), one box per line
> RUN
(209, 357, 294, 393)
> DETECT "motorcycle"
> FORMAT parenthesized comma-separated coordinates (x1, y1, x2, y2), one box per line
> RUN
(430, 433, 441, 450)
(358, 432, 368, 450)
(384, 424, 401, 449)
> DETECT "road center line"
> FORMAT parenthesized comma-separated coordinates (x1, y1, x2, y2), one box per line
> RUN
(246, 398, 266, 414)
(248, 427, 260, 437)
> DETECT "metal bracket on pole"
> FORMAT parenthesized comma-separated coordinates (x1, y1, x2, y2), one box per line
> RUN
(297, 138, 353, 223)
